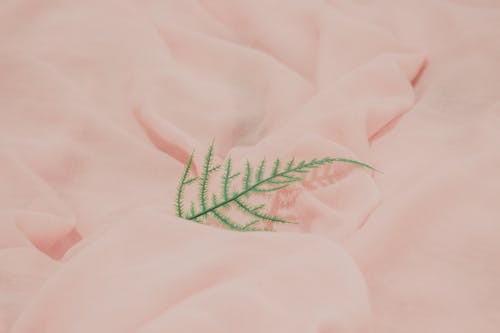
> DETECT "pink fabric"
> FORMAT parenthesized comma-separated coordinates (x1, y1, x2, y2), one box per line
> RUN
(1, 0, 500, 332)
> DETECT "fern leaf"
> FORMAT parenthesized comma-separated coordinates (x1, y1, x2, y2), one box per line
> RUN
(280, 174, 302, 180)
(184, 177, 198, 185)
(252, 203, 265, 212)
(267, 176, 302, 185)
(189, 201, 196, 218)
(175, 143, 378, 231)
(256, 159, 266, 182)
(243, 160, 252, 191)
(235, 198, 292, 224)
(199, 143, 215, 211)
(211, 193, 218, 206)
(210, 165, 221, 173)
(253, 184, 289, 193)
(175, 151, 194, 218)
(221, 156, 233, 201)
(326, 157, 379, 172)
(272, 158, 281, 175)
(229, 172, 240, 179)
(242, 219, 262, 231)
(211, 206, 245, 231)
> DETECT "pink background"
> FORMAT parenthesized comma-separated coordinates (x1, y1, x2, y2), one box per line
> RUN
(1, 0, 500, 332)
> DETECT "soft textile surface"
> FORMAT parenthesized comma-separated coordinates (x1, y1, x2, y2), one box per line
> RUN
(1, 0, 500, 332)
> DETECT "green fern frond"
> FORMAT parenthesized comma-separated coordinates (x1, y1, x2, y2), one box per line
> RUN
(211, 204, 247, 231)
(199, 143, 218, 211)
(221, 156, 232, 201)
(272, 158, 281, 175)
(234, 198, 292, 224)
(242, 160, 252, 191)
(242, 219, 263, 231)
(220, 156, 242, 203)
(175, 151, 195, 218)
(267, 178, 300, 185)
(253, 183, 289, 193)
(256, 159, 266, 182)
(174, 143, 378, 231)
(189, 201, 196, 218)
